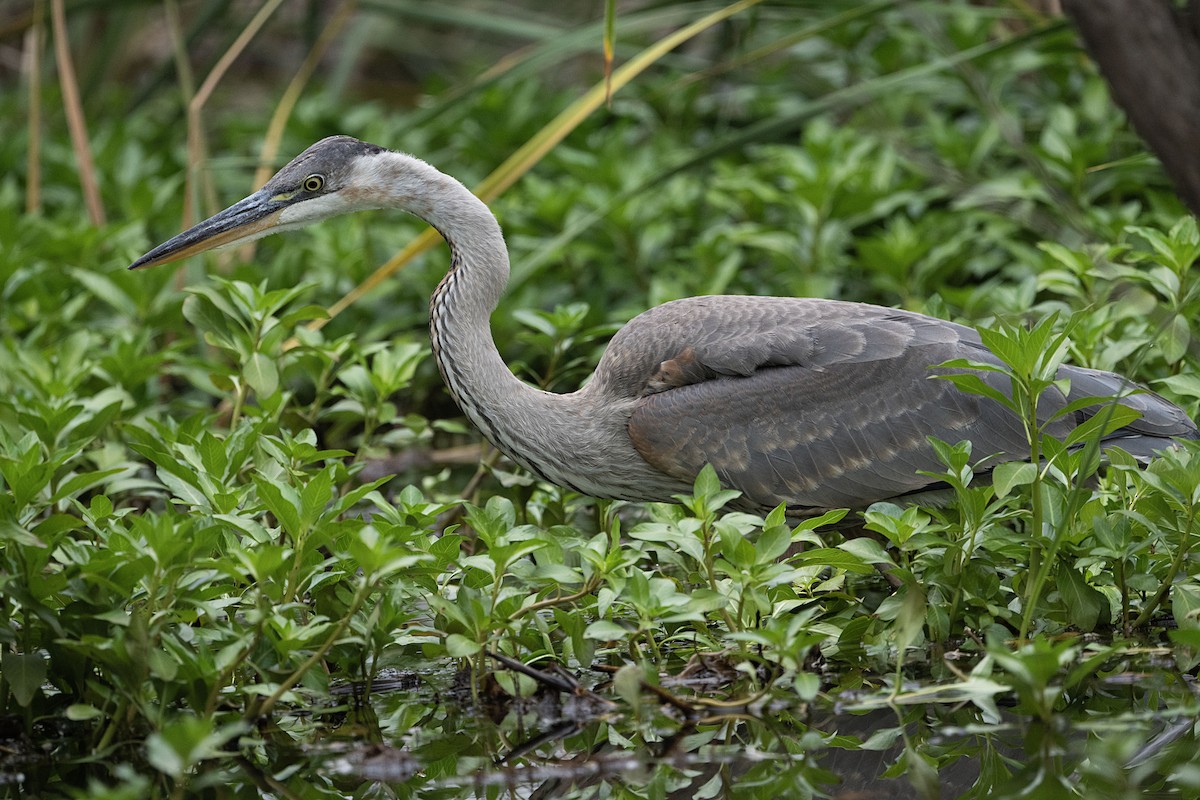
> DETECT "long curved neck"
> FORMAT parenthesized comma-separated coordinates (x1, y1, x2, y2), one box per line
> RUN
(359, 151, 571, 478)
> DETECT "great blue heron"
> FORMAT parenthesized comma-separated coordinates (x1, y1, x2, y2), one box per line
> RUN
(131, 136, 1198, 516)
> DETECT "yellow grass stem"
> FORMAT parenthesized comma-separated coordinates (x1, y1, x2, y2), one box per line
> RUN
(23, 0, 44, 215)
(309, 0, 763, 333)
(50, 0, 105, 226)
(186, 0, 286, 234)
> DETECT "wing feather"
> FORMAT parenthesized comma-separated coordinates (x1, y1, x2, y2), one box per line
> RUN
(607, 296, 1196, 513)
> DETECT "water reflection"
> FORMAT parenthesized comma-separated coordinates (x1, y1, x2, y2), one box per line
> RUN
(313, 667, 1200, 800)
(5, 663, 1198, 798)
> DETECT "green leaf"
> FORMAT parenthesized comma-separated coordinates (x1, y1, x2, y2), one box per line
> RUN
(445, 634, 482, 657)
(838, 536, 895, 566)
(1056, 564, 1105, 632)
(1173, 583, 1200, 630)
(693, 463, 721, 499)
(34, 514, 84, 541)
(254, 475, 303, 538)
(1063, 404, 1142, 448)
(934, 369, 1016, 412)
(791, 547, 875, 574)
(275, 303, 329, 332)
(157, 468, 211, 510)
(65, 704, 104, 721)
(993, 461, 1037, 499)
(149, 649, 179, 681)
(181, 293, 238, 350)
(1, 651, 46, 707)
(792, 508, 849, 532)
(331, 476, 393, 516)
(71, 267, 140, 316)
(792, 671, 820, 701)
(1157, 372, 1200, 402)
(299, 467, 335, 530)
(0, 519, 46, 547)
(49, 467, 124, 504)
(612, 664, 644, 712)
(244, 352, 279, 398)
(707, 489, 743, 512)
(89, 494, 114, 519)
(145, 731, 185, 779)
(1162, 314, 1190, 364)
(1168, 628, 1200, 649)
(186, 284, 243, 328)
(756, 524, 793, 563)
(584, 620, 629, 640)
(977, 326, 1030, 374)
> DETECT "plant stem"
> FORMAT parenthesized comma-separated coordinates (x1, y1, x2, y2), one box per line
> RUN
(246, 576, 375, 720)
(1132, 507, 1198, 629)
(508, 576, 600, 621)
(1020, 377, 1045, 641)
(700, 517, 738, 631)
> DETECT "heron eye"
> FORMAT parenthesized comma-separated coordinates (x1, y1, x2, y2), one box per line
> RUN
(302, 174, 325, 193)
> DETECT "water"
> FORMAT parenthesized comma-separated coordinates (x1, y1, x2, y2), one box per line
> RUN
(7, 656, 1199, 798)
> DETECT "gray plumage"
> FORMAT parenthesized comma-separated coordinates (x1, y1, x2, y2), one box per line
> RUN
(131, 136, 1200, 517)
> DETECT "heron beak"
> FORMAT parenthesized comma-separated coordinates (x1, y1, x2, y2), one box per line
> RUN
(128, 188, 284, 270)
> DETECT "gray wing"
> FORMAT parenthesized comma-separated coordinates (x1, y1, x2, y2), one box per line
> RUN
(607, 297, 1195, 513)
(1050, 364, 1198, 459)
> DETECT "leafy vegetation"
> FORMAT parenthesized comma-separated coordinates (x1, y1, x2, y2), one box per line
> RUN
(2, 0, 1199, 797)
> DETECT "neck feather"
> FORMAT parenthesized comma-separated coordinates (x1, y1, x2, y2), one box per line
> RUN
(358, 151, 580, 479)
(350, 150, 683, 502)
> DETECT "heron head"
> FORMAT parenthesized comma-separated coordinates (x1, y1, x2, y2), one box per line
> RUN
(129, 135, 387, 270)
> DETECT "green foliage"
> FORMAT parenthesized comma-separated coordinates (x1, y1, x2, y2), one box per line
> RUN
(3, 0, 1200, 796)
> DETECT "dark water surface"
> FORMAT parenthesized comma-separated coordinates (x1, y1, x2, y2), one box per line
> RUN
(7, 656, 1198, 799)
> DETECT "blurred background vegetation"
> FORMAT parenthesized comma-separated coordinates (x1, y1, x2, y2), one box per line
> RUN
(3, 1, 1200, 797)
(4, 0, 1195, 429)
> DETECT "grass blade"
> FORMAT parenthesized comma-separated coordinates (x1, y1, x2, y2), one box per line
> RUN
(512, 18, 1067, 293)
(311, 0, 764, 330)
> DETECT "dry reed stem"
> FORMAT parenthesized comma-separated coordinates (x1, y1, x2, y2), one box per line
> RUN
(163, 0, 199, 292)
(185, 0, 285, 240)
(305, 0, 763, 336)
(50, 0, 105, 226)
(163, 0, 198, 240)
(23, 0, 44, 215)
(236, 0, 357, 263)
(254, 0, 358, 190)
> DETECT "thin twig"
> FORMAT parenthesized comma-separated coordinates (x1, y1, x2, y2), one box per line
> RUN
(640, 679, 700, 717)
(50, 0, 105, 225)
(247, 575, 373, 720)
(507, 575, 601, 621)
(486, 651, 578, 693)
